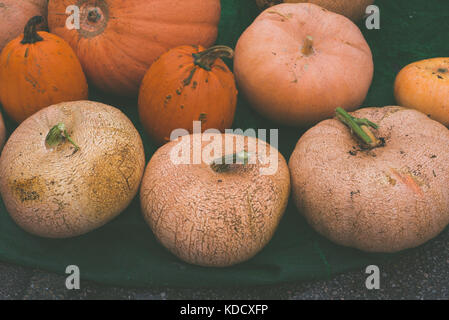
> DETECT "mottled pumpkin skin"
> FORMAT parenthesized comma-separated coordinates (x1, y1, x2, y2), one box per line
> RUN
(234, 3, 373, 126)
(0, 0, 48, 52)
(256, 0, 374, 21)
(138, 45, 238, 146)
(395, 58, 449, 126)
(289, 107, 449, 252)
(140, 133, 291, 267)
(0, 101, 146, 238)
(48, 0, 221, 96)
(0, 31, 88, 123)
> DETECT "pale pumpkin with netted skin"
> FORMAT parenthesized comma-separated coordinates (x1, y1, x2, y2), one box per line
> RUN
(140, 133, 291, 267)
(0, 101, 145, 238)
(289, 106, 449, 252)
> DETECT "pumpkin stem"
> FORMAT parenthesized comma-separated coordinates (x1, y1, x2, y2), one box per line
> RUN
(87, 8, 102, 23)
(336, 107, 382, 149)
(193, 45, 234, 71)
(210, 151, 251, 173)
(46, 123, 80, 152)
(301, 35, 314, 57)
(21, 16, 44, 45)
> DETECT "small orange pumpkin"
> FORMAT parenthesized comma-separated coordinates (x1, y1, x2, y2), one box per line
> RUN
(394, 58, 449, 126)
(0, 16, 88, 123)
(138, 45, 238, 145)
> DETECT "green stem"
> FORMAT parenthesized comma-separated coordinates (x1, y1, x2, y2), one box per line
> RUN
(193, 45, 234, 71)
(46, 123, 80, 151)
(21, 16, 44, 45)
(336, 107, 381, 148)
(210, 151, 250, 173)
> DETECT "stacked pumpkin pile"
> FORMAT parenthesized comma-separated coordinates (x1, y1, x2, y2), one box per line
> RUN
(0, 0, 448, 268)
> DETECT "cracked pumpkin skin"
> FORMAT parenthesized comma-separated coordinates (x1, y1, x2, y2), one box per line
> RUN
(0, 101, 145, 238)
(140, 133, 291, 267)
(234, 3, 373, 126)
(255, 0, 374, 22)
(289, 106, 449, 252)
(395, 58, 449, 126)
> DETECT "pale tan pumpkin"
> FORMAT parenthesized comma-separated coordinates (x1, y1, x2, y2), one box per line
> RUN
(234, 3, 373, 126)
(0, 100, 145, 238)
(140, 133, 291, 267)
(289, 106, 449, 252)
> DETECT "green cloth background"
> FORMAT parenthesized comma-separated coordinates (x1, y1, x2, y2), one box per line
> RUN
(0, 0, 448, 288)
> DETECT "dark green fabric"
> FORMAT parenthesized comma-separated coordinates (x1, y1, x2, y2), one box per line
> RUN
(0, 0, 448, 288)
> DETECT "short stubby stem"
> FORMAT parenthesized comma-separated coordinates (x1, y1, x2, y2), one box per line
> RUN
(210, 151, 250, 173)
(193, 45, 234, 71)
(46, 123, 80, 151)
(336, 107, 382, 149)
(301, 35, 314, 57)
(87, 8, 102, 23)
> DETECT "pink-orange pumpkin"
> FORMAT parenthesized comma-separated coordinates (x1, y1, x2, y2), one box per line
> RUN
(234, 3, 374, 126)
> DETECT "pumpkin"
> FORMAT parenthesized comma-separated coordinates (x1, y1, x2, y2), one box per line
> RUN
(140, 133, 291, 267)
(0, 16, 88, 123)
(0, 112, 5, 151)
(0, 0, 48, 52)
(255, 0, 375, 21)
(289, 106, 449, 252)
(138, 45, 238, 145)
(234, 3, 374, 126)
(47, 0, 221, 96)
(0, 100, 146, 238)
(394, 58, 449, 126)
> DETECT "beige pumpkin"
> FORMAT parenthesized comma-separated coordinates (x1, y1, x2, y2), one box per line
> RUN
(289, 106, 449, 252)
(140, 133, 291, 267)
(255, 0, 374, 21)
(234, 3, 373, 126)
(0, 100, 145, 238)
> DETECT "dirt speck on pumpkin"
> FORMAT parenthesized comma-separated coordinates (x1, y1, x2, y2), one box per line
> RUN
(10, 176, 45, 203)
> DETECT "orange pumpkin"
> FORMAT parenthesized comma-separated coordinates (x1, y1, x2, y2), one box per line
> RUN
(234, 3, 373, 126)
(138, 45, 238, 145)
(0, 0, 48, 52)
(394, 58, 449, 126)
(48, 0, 221, 96)
(0, 16, 88, 123)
